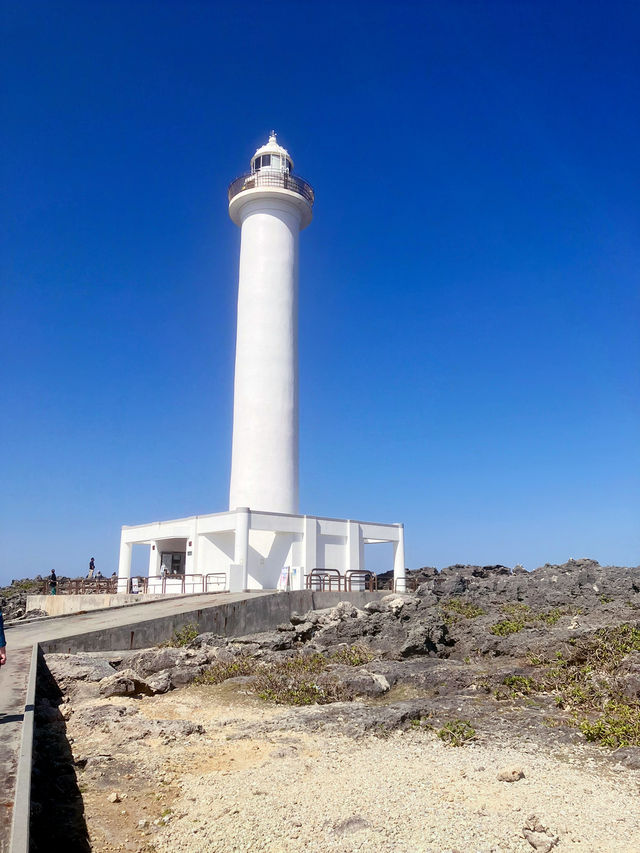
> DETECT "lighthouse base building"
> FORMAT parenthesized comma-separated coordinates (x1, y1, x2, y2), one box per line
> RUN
(118, 134, 406, 595)
(117, 509, 406, 594)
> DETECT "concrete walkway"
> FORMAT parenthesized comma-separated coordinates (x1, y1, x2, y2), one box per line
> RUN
(0, 591, 274, 852)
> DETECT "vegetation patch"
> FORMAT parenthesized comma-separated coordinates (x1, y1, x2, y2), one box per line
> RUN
(163, 623, 199, 647)
(440, 598, 485, 624)
(195, 656, 259, 684)
(490, 604, 579, 636)
(530, 625, 640, 748)
(495, 674, 537, 699)
(436, 719, 476, 747)
(329, 644, 375, 666)
(195, 645, 373, 706)
(255, 653, 351, 705)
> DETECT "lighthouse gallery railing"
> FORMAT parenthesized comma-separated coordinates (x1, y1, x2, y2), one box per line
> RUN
(228, 172, 315, 206)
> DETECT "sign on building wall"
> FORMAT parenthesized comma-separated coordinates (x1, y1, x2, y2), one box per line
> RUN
(277, 566, 290, 592)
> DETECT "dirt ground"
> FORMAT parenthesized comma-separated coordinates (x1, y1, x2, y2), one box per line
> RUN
(62, 681, 640, 853)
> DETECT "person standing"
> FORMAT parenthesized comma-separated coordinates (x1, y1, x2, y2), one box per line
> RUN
(49, 569, 57, 595)
(0, 610, 6, 666)
(88, 557, 95, 578)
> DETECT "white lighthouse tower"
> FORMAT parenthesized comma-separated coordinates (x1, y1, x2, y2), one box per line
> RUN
(227, 132, 313, 514)
(117, 132, 406, 595)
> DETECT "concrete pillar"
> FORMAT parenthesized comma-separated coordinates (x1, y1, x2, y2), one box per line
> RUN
(234, 507, 250, 591)
(148, 542, 161, 577)
(117, 540, 132, 594)
(393, 524, 406, 592)
(302, 515, 317, 590)
(346, 521, 362, 572)
(185, 526, 198, 577)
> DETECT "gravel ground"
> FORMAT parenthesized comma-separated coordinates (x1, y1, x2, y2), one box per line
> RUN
(153, 718, 640, 853)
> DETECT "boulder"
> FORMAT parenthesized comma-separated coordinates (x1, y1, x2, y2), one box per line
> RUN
(325, 666, 390, 698)
(616, 651, 640, 699)
(98, 669, 155, 697)
(46, 654, 115, 686)
(125, 647, 184, 676)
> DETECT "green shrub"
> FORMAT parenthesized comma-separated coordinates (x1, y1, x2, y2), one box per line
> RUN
(490, 604, 578, 636)
(436, 719, 476, 747)
(195, 656, 259, 684)
(196, 647, 372, 706)
(440, 598, 485, 624)
(501, 675, 536, 696)
(329, 644, 375, 666)
(529, 625, 640, 747)
(164, 623, 199, 647)
(579, 701, 640, 748)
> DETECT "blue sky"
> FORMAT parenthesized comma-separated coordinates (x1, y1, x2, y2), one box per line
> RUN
(2, 0, 638, 583)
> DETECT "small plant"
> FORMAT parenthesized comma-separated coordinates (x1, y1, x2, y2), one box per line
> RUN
(440, 598, 485, 624)
(329, 644, 375, 666)
(579, 701, 640, 748)
(502, 675, 536, 696)
(528, 625, 640, 747)
(490, 603, 578, 636)
(195, 656, 259, 685)
(163, 623, 199, 647)
(436, 719, 476, 747)
(599, 595, 614, 604)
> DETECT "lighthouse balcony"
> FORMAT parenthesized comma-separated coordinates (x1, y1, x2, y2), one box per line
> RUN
(228, 171, 315, 206)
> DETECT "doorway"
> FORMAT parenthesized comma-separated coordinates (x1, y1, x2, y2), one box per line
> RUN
(160, 551, 185, 576)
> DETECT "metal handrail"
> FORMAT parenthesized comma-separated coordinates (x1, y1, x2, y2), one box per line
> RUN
(205, 572, 227, 592)
(393, 576, 417, 593)
(41, 578, 118, 595)
(305, 568, 342, 592)
(228, 171, 315, 206)
(345, 570, 377, 592)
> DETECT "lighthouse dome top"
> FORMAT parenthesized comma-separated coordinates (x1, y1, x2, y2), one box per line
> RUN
(228, 131, 314, 229)
(251, 131, 294, 173)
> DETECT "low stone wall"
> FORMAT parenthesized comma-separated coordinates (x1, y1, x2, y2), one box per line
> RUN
(26, 593, 176, 617)
(39, 590, 387, 654)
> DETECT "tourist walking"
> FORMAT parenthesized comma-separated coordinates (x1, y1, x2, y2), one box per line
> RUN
(88, 557, 95, 579)
(0, 609, 6, 666)
(49, 569, 57, 595)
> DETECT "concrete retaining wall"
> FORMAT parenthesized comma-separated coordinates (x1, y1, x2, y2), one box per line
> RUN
(39, 590, 386, 654)
(27, 593, 177, 617)
(10, 588, 389, 851)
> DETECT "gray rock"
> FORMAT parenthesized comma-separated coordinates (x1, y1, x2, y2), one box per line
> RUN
(98, 668, 155, 697)
(497, 766, 525, 782)
(612, 746, 640, 770)
(616, 651, 640, 699)
(186, 633, 227, 649)
(167, 664, 207, 687)
(74, 704, 139, 727)
(46, 653, 115, 686)
(293, 621, 315, 641)
(145, 671, 170, 693)
(125, 647, 184, 676)
(325, 666, 390, 697)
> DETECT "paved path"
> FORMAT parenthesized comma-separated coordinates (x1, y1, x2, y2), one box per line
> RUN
(0, 591, 273, 852)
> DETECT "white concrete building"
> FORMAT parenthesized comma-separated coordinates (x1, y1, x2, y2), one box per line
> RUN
(118, 133, 406, 594)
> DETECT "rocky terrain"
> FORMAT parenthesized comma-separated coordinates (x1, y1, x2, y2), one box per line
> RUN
(31, 559, 640, 852)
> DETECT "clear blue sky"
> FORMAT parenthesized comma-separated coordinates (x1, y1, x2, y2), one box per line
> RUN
(2, 1, 638, 582)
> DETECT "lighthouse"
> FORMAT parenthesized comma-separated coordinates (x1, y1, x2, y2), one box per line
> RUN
(227, 132, 314, 514)
(117, 132, 405, 595)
